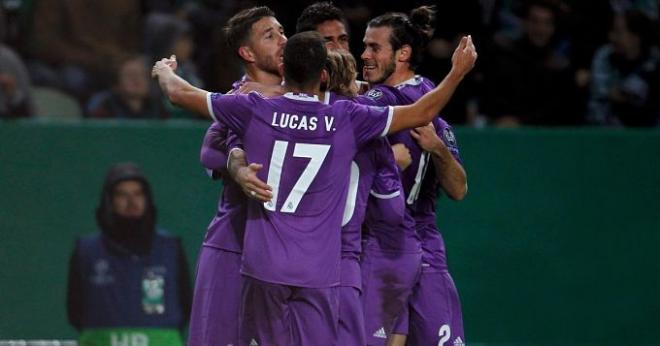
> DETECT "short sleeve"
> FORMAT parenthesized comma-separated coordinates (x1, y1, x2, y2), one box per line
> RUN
(354, 86, 399, 106)
(338, 100, 393, 148)
(206, 92, 254, 136)
(371, 139, 402, 198)
(434, 117, 462, 164)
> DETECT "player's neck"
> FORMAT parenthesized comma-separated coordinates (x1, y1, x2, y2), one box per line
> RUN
(246, 66, 282, 86)
(283, 82, 320, 96)
(383, 68, 415, 87)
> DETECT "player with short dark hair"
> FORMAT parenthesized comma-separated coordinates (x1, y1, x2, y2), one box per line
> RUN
(296, 1, 350, 51)
(187, 6, 286, 346)
(153, 29, 476, 344)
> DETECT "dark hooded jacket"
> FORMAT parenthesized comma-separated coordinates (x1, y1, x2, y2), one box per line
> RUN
(66, 163, 191, 331)
(96, 162, 157, 255)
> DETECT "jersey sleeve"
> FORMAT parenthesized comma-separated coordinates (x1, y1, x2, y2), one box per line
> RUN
(339, 100, 393, 148)
(371, 139, 402, 198)
(206, 92, 255, 136)
(200, 122, 228, 174)
(434, 117, 462, 164)
(354, 85, 399, 106)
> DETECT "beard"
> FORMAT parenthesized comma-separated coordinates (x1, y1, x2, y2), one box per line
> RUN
(105, 213, 155, 255)
(369, 55, 396, 85)
(255, 54, 281, 77)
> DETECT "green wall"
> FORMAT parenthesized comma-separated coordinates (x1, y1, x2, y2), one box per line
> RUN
(1, 121, 659, 344)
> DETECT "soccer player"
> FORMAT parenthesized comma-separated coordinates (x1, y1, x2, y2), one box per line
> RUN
(187, 6, 286, 346)
(408, 120, 467, 346)
(296, 1, 350, 51)
(153, 30, 476, 344)
(357, 6, 469, 346)
(324, 49, 407, 346)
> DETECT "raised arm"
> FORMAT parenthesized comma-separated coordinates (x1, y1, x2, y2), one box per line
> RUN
(152, 55, 211, 118)
(388, 36, 477, 134)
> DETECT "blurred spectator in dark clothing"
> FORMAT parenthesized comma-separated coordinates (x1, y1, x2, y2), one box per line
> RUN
(483, 0, 581, 126)
(67, 163, 191, 345)
(588, 10, 660, 127)
(86, 56, 167, 119)
(144, 13, 205, 119)
(28, 0, 143, 102)
(0, 6, 32, 119)
(416, 0, 485, 125)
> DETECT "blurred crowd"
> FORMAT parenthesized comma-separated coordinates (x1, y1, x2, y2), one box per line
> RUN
(0, 0, 658, 127)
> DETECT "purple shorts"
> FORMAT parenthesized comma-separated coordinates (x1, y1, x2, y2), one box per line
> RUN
(361, 250, 421, 345)
(392, 268, 465, 346)
(338, 286, 366, 346)
(187, 246, 242, 346)
(240, 276, 339, 345)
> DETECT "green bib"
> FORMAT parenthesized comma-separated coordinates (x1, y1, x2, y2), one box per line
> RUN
(79, 328, 183, 346)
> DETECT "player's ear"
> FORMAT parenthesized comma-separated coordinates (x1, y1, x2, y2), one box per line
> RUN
(320, 68, 329, 84)
(277, 62, 285, 78)
(397, 44, 412, 63)
(238, 46, 256, 63)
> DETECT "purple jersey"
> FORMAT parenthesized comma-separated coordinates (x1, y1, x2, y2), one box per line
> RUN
(359, 76, 437, 204)
(415, 118, 462, 271)
(357, 76, 438, 252)
(198, 78, 249, 252)
(325, 91, 404, 289)
(207, 91, 393, 287)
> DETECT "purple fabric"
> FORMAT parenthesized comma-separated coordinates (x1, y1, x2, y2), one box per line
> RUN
(187, 246, 242, 345)
(208, 91, 392, 287)
(338, 286, 366, 346)
(361, 251, 422, 345)
(240, 276, 339, 345)
(414, 118, 462, 271)
(403, 270, 465, 346)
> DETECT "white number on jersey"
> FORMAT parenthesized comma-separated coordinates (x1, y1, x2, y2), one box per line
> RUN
(264, 141, 330, 213)
(407, 151, 430, 205)
(438, 324, 451, 346)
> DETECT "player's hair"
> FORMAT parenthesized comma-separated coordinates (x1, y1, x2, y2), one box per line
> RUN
(323, 50, 358, 97)
(367, 5, 436, 69)
(224, 6, 276, 58)
(296, 1, 347, 33)
(283, 31, 328, 88)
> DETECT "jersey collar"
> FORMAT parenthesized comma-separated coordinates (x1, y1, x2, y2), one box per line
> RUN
(283, 92, 320, 102)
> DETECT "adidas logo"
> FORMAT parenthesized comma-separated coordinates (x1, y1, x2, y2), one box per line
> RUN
(453, 337, 465, 346)
(249, 339, 259, 346)
(373, 327, 387, 339)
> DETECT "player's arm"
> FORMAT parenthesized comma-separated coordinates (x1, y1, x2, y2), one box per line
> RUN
(227, 148, 273, 202)
(388, 36, 477, 134)
(152, 55, 211, 119)
(411, 123, 467, 200)
(391, 143, 412, 171)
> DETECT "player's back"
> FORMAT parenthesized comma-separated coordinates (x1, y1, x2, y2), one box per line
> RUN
(209, 91, 391, 288)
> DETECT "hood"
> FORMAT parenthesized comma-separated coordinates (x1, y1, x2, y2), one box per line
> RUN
(96, 162, 157, 255)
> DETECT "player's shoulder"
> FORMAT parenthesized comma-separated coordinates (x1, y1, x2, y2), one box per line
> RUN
(435, 117, 458, 147)
(395, 75, 435, 91)
(364, 84, 398, 101)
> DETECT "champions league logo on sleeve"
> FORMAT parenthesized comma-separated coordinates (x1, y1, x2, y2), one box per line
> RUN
(367, 89, 383, 100)
(443, 128, 457, 147)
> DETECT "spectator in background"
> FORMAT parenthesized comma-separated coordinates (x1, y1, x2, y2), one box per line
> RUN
(483, 0, 581, 126)
(67, 162, 192, 346)
(86, 55, 168, 119)
(28, 0, 143, 102)
(0, 6, 32, 118)
(588, 10, 660, 127)
(144, 13, 204, 119)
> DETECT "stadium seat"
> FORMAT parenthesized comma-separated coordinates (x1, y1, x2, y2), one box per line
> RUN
(31, 86, 83, 119)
